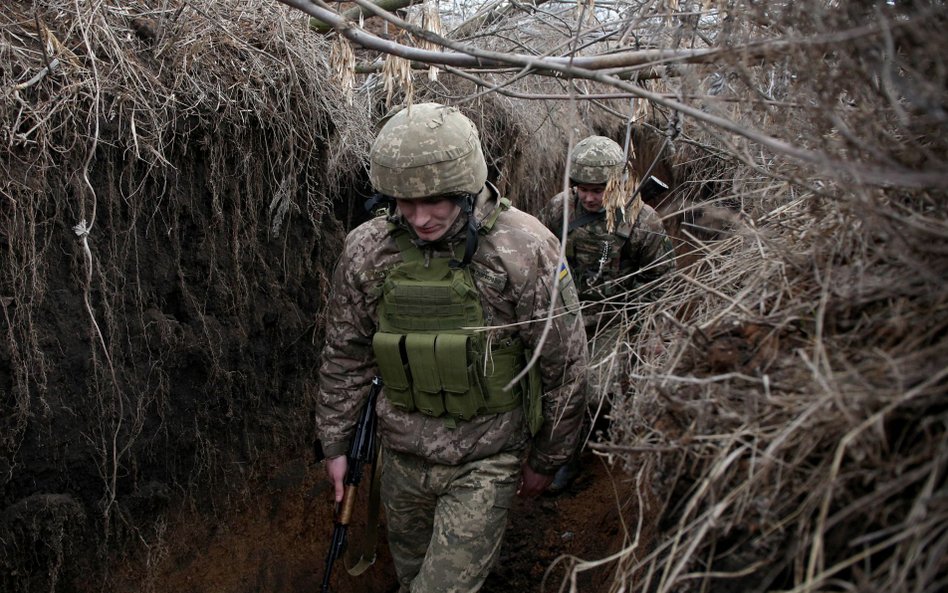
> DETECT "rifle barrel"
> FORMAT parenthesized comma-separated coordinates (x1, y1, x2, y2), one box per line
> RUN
(318, 378, 382, 592)
(321, 525, 347, 592)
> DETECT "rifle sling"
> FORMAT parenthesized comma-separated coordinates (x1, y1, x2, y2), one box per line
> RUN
(344, 446, 382, 576)
(568, 208, 605, 233)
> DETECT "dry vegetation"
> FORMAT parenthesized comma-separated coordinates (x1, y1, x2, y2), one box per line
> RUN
(562, 4, 947, 593)
(345, 1, 946, 591)
(2, 0, 946, 592)
(1, 1, 375, 589)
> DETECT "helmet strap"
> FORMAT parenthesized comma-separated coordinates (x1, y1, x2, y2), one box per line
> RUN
(363, 194, 386, 214)
(449, 192, 479, 269)
(364, 193, 396, 216)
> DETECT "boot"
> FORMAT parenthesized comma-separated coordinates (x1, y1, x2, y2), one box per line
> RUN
(547, 458, 581, 494)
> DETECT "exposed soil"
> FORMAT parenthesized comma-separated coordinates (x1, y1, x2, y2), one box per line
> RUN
(483, 452, 651, 593)
(111, 449, 643, 593)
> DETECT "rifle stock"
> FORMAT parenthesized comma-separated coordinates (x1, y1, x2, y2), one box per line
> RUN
(319, 377, 382, 593)
(638, 175, 669, 202)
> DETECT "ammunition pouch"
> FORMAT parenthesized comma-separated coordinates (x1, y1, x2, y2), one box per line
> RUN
(373, 205, 543, 433)
(373, 332, 530, 423)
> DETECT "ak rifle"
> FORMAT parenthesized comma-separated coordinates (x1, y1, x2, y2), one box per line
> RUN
(318, 377, 382, 593)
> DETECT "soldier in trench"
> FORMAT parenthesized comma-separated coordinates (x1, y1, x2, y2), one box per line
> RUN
(315, 103, 588, 592)
(539, 135, 676, 492)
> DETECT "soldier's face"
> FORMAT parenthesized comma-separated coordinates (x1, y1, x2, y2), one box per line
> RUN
(575, 184, 606, 212)
(395, 197, 462, 241)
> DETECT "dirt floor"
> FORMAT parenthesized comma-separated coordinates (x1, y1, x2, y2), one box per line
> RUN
(118, 449, 639, 593)
(482, 453, 641, 593)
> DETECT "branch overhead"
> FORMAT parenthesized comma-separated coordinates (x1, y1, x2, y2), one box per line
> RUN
(276, 0, 948, 189)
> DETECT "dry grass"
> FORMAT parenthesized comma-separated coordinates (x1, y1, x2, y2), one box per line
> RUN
(1, 1, 373, 589)
(374, 7, 948, 592)
(3, 1, 947, 592)
(594, 189, 947, 591)
(555, 2, 948, 592)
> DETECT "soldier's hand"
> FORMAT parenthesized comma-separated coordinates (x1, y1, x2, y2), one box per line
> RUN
(517, 463, 554, 498)
(326, 455, 347, 503)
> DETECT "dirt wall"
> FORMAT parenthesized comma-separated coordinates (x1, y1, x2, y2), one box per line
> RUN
(1, 2, 376, 589)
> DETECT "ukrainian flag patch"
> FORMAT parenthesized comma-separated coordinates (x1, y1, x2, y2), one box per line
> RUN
(555, 261, 580, 321)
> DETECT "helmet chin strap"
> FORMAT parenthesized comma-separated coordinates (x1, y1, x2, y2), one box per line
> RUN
(369, 191, 480, 268)
(363, 192, 392, 215)
(449, 192, 479, 269)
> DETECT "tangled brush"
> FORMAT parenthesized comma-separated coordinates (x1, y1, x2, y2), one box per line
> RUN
(570, 2, 948, 592)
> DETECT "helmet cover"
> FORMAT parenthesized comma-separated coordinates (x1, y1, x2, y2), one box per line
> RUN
(369, 103, 488, 199)
(569, 135, 625, 185)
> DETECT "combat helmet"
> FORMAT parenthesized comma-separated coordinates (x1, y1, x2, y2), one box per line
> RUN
(369, 103, 488, 199)
(569, 135, 625, 185)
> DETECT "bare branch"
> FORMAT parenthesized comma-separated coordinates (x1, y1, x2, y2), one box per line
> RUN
(308, 0, 422, 33)
(277, 0, 948, 189)
(450, 0, 553, 40)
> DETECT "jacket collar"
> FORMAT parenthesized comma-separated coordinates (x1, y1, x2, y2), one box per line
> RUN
(390, 184, 499, 247)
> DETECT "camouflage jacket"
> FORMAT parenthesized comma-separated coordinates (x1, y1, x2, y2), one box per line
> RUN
(539, 188, 676, 325)
(315, 186, 588, 474)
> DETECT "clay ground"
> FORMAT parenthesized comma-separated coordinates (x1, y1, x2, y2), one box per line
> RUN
(121, 450, 641, 593)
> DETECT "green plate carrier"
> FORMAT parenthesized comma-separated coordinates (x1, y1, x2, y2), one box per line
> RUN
(372, 198, 543, 433)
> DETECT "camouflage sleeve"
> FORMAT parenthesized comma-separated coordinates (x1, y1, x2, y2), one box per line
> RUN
(621, 206, 676, 299)
(515, 231, 589, 475)
(538, 192, 568, 243)
(314, 229, 380, 459)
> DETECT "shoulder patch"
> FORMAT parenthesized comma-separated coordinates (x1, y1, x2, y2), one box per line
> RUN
(472, 266, 507, 291)
(556, 262, 580, 322)
(558, 261, 570, 282)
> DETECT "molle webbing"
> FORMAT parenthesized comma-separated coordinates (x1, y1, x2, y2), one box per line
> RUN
(384, 233, 481, 332)
(374, 201, 529, 424)
(566, 191, 636, 286)
(568, 208, 605, 233)
(373, 332, 528, 420)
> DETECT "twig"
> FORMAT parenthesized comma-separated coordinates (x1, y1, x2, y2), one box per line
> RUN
(11, 58, 60, 92)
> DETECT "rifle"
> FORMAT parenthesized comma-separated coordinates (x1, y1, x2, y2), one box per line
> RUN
(638, 175, 669, 202)
(318, 377, 382, 593)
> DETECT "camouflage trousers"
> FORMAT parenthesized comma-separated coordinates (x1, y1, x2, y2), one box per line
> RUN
(380, 448, 521, 593)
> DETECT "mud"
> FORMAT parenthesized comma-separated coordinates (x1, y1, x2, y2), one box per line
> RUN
(105, 450, 642, 593)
